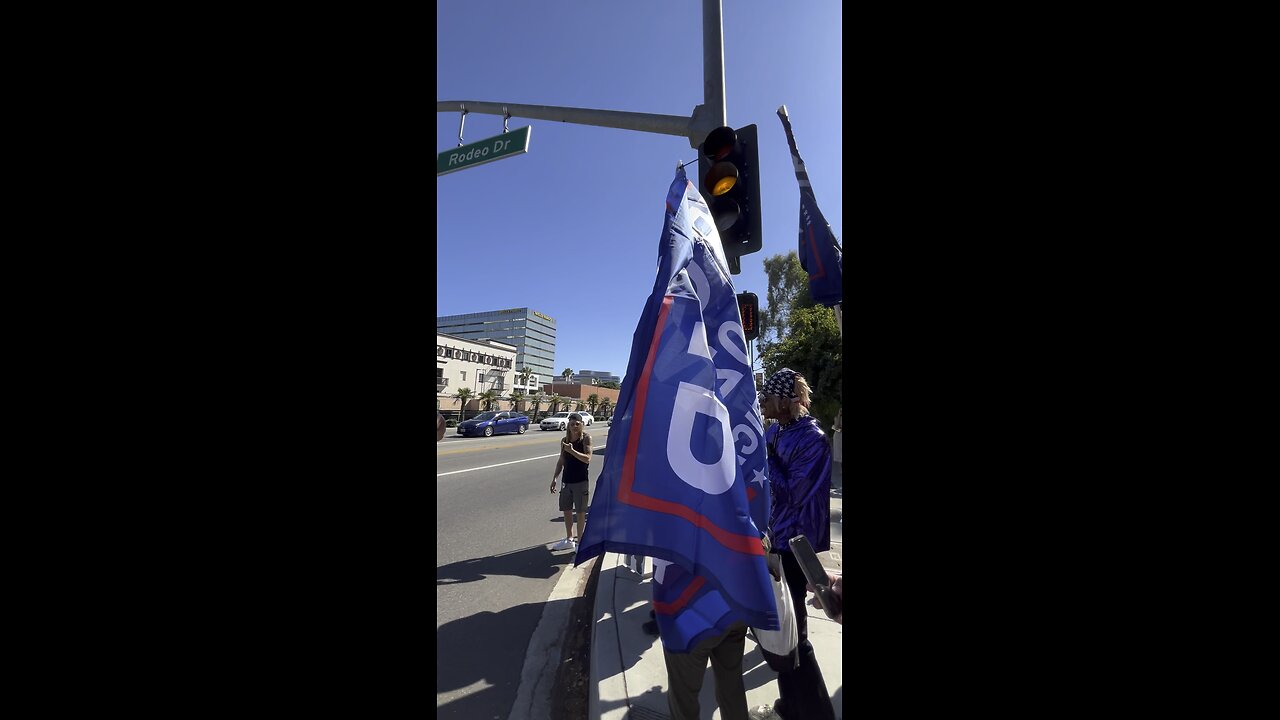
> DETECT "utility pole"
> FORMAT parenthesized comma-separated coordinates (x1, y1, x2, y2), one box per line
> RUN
(437, 0, 726, 150)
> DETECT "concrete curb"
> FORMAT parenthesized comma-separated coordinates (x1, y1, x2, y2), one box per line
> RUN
(508, 553, 595, 720)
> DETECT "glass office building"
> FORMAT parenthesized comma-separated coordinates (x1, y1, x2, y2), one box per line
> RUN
(435, 308, 556, 387)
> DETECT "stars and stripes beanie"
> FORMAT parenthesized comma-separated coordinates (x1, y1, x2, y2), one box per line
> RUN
(763, 368, 798, 399)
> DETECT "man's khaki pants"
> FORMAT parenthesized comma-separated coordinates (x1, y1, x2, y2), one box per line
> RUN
(662, 622, 749, 720)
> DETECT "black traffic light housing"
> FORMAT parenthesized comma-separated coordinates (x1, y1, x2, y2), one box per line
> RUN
(698, 124, 763, 275)
(737, 292, 759, 341)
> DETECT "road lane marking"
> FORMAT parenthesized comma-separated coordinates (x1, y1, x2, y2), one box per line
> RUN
(437, 437, 563, 456)
(437, 444, 607, 477)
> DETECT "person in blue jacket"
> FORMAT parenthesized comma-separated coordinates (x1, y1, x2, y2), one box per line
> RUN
(755, 368, 835, 720)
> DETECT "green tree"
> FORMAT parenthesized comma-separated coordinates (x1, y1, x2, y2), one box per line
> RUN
(598, 398, 613, 420)
(453, 387, 474, 421)
(758, 251, 817, 348)
(549, 394, 565, 413)
(561, 368, 573, 383)
(517, 367, 533, 390)
(530, 391, 547, 419)
(587, 393, 600, 415)
(477, 389, 500, 411)
(509, 389, 526, 411)
(599, 380, 620, 390)
(759, 303, 842, 433)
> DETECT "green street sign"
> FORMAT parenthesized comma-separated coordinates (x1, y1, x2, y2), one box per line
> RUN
(437, 125, 532, 176)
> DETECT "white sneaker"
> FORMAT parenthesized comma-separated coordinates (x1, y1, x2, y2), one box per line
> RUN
(553, 538, 573, 550)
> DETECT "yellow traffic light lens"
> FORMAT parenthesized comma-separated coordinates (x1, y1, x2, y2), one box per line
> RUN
(705, 161, 739, 197)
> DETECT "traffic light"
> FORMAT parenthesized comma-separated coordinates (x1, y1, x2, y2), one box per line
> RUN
(737, 291, 759, 342)
(699, 124, 763, 275)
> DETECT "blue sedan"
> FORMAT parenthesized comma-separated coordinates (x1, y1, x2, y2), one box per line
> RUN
(456, 411, 530, 437)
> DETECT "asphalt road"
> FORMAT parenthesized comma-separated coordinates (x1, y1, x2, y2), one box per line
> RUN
(436, 422, 615, 720)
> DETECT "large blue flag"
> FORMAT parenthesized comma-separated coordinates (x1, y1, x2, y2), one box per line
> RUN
(777, 105, 843, 308)
(575, 167, 777, 652)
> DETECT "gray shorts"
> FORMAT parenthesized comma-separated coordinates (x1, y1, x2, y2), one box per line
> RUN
(559, 481, 588, 512)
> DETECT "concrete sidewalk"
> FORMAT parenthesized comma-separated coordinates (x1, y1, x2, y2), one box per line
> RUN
(589, 463, 843, 720)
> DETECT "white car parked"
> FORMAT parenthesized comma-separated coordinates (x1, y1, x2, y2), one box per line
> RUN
(540, 412, 572, 431)
(540, 411, 594, 430)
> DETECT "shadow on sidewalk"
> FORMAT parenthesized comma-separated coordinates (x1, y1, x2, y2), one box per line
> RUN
(691, 642, 843, 719)
(600, 585, 656, 679)
(436, 542, 572, 586)
(437, 598, 573, 720)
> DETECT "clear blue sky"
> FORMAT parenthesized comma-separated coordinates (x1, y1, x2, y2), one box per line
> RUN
(436, 1, 842, 380)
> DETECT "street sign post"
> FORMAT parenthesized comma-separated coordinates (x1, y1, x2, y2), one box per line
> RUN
(437, 125, 532, 176)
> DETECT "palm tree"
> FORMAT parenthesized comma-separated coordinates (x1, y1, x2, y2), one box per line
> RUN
(509, 389, 526, 411)
(549, 394, 565, 414)
(453, 388, 474, 422)
(587, 393, 600, 416)
(529, 391, 547, 420)
(561, 368, 573, 384)
(477, 389, 500, 412)
(599, 398, 612, 420)
(517, 366, 533, 390)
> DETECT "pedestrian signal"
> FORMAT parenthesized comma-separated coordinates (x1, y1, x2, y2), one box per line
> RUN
(737, 292, 759, 342)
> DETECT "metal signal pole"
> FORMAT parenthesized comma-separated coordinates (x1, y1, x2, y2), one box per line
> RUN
(438, 0, 726, 149)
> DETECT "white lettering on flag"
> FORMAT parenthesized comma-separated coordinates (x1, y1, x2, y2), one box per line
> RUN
(716, 368, 743, 397)
(652, 558, 672, 584)
(686, 262, 712, 314)
(688, 322, 712, 360)
(718, 322, 749, 367)
(733, 423, 760, 466)
(667, 381, 736, 495)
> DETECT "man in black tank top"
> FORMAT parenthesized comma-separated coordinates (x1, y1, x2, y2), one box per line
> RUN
(550, 412, 592, 550)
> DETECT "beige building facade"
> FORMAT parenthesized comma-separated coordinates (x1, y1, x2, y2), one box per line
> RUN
(437, 333, 516, 416)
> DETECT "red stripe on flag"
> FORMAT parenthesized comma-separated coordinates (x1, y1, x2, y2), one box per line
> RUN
(806, 224, 826, 281)
(653, 576, 706, 615)
(618, 297, 671, 507)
